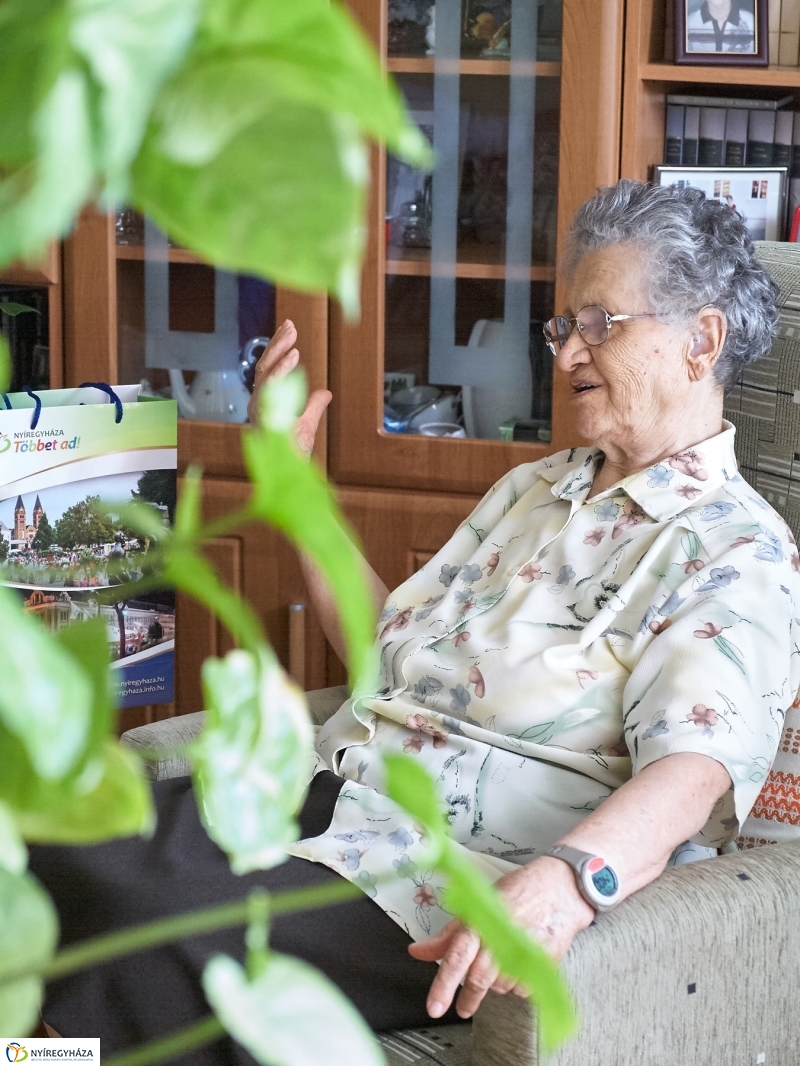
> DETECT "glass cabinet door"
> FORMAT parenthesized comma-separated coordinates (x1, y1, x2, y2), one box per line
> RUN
(114, 211, 275, 422)
(384, 0, 561, 444)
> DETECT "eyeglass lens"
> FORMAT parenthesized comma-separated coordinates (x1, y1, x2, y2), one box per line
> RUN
(543, 305, 609, 354)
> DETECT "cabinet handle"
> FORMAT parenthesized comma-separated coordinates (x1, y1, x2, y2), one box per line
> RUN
(289, 602, 306, 690)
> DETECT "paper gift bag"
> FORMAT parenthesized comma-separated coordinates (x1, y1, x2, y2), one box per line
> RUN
(0, 384, 178, 709)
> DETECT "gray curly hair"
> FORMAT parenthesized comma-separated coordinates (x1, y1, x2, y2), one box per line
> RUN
(562, 179, 779, 389)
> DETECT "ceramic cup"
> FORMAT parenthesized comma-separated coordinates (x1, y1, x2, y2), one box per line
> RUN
(408, 392, 460, 432)
(419, 422, 466, 438)
(391, 385, 441, 417)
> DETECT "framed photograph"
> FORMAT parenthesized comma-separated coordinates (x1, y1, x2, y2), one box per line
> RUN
(674, 0, 768, 66)
(655, 166, 788, 241)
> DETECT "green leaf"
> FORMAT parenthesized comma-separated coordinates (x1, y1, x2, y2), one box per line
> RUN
(0, 803, 27, 876)
(0, 586, 94, 779)
(113, 500, 173, 543)
(192, 647, 312, 873)
(68, 0, 201, 203)
(15, 740, 154, 844)
(0, 867, 59, 1037)
(164, 547, 264, 652)
(0, 0, 68, 163)
(173, 0, 430, 166)
(0, 66, 95, 266)
(133, 98, 367, 314)
(384, 754, 577, 1052)
(174, 462, 203, 539)
(54, 616, 115, 763)
(203, 952, 384, 1066)
(0, 302, 39, 316)
(242, 377, 375, 688)
(0, 336, 9, 393)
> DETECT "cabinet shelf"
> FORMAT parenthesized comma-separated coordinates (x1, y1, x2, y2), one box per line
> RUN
(115, 244, 208, 265)
(386, 244, 555, 281)
(639, 62, 800, 87)
(387, 56, 561, 77)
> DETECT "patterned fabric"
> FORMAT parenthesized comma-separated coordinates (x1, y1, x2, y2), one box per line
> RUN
(291, 422, 800, 940)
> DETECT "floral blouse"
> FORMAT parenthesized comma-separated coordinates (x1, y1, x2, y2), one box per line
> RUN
(290, 422, 800, 941)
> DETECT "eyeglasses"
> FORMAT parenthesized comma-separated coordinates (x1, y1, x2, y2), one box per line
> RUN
(543, 305, 657, 356)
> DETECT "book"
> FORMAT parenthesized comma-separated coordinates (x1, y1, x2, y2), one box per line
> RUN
(724, 109, 749, 167)
(747, 110, 776, 167)
(683, 107, 699, 166)
(775, 110, 794, 169)
(664, 104, 684, 166)
(698, 108, 726, 167)
(666, 93, 794, 112)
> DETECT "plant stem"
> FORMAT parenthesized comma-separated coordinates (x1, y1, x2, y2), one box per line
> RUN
(198, 503, 256, 542)
(105, 1016, 225, 1066)
(0, 879, 360, 988)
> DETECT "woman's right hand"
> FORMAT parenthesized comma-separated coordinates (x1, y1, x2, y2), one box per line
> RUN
(248, 318, 332, 459)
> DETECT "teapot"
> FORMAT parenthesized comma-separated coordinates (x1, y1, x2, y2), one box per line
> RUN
(168, 337, 270, 422)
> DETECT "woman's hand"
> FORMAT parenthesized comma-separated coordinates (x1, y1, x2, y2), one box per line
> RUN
(408, 856, 594, 1020)
(248, 318, 332, 458)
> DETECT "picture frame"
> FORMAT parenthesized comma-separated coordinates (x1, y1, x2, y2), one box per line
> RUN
(655, 166, 788, 241)
(674, 0, 768, 66)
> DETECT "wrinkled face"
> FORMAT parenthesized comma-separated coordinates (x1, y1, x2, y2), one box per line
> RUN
(556, 244, 695, 455)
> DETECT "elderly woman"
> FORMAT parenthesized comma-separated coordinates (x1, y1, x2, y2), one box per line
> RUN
(32, 180, 800, 1050)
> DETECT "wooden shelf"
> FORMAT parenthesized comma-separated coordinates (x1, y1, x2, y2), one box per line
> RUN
(386, 244, 555, 281)
(639, 62, 800, 87)
(387, 56, 561, 77)
(115, 244, 208, 265)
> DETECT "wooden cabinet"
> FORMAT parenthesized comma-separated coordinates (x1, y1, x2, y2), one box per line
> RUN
(175, 473, 329, 713)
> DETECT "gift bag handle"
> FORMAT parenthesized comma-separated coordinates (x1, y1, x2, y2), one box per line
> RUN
(0, 389, 42, 427)
(24, 387, 42, 429)
(79, 382, 123, 424)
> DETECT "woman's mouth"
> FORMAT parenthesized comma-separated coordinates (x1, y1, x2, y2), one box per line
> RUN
(571, 381, 600, 394)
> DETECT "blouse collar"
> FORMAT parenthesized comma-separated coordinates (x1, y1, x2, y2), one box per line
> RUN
(541, 421, 740, 521)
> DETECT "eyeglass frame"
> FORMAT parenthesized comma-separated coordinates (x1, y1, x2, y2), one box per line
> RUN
(542, 305, 658, 357)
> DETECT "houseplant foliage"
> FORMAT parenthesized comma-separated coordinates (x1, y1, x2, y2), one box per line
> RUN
(0, 0, 576, 1061)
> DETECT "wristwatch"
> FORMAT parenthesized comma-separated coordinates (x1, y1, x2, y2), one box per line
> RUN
(546, 844, 622, 913)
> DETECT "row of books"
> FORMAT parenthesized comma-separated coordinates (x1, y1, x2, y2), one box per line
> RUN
(664, 94, 797, 170)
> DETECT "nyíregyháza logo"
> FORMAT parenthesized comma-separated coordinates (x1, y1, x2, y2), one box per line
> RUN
(6, 1043, 28, 1063)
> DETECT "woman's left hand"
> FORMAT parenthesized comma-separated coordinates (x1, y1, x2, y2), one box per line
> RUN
(408, 856, 594, 1019)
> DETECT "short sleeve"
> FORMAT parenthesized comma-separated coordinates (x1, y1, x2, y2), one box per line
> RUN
(623, 543, 798, 847)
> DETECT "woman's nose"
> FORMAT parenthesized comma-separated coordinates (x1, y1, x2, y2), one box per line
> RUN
(554, 326, 591, 373)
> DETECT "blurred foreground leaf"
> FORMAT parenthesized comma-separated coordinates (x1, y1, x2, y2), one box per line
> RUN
(15, 741, 154, 844)
(0, 804, 27, 876)
(243, 372, 375, 687)
(0, 0, 200, 263)
(0, 587, 94, 780)
(192, 648, 312, 873)
(132, 0, 429, 314)
(0, 302, 39, 316)
(203, 952, 384, 1066)
(385, 756, 577, 1052)
(0, 868, 58, 1036)
(0, 337, 9, 392)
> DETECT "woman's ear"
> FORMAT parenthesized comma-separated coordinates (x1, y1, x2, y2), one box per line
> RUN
(687, 307, 726, 382)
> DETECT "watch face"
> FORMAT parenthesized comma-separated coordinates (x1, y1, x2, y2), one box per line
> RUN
(588, 862, 618, 898)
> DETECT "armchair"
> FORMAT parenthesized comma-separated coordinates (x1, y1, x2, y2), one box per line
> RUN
(121, 241, 800, 1065)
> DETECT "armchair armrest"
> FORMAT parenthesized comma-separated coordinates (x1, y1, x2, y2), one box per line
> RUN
(119, 685, 350, 780)
(472, 841, 800, 1066)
